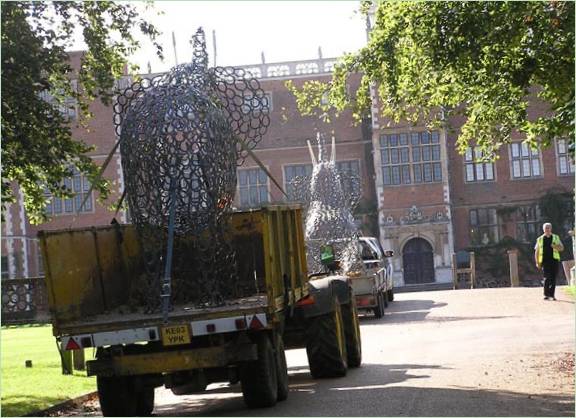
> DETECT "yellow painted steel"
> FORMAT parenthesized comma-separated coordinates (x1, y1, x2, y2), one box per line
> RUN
(88, 345, 253, 376)
(40, 225, 140, 328)
(40, 205, 309, 335)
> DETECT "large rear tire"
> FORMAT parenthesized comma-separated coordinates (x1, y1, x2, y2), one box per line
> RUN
(306, 298, 348, 378)
(136, 386, 155, 416)
(342, 298, 362, 368)
(373, 292, 385, 318)
(275, 335, 289, 401)
(240, 334, 278, 408)
(97, 376, 137, 417)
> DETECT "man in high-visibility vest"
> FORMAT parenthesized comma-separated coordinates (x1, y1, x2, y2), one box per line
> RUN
(534, 223, 564, 300)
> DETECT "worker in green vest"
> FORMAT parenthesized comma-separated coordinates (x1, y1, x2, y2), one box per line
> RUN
(534, 223, 564, 300)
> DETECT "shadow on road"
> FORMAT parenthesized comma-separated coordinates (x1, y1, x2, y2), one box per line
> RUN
(359, 299, 514, 325)
(359, 299, 446, 323)
(151, 362, 574, 417)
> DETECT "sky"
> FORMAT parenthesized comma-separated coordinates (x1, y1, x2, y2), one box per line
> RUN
(123, 1, 368, 73)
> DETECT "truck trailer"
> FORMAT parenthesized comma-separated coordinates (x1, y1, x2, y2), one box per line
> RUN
(39, 205, 362, 416)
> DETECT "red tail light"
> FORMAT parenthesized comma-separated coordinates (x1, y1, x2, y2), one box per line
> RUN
(357, 296, 375, 307)
(65, 338, 81, 351)
(249, 315, 264, 330)
(296, 295, 315, 307)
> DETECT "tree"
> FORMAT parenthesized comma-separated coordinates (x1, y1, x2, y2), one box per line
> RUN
(288, 1, 574, 159)
(1, 1, 163, 223)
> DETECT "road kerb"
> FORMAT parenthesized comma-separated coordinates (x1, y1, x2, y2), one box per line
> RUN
(24, 391, 98, 417)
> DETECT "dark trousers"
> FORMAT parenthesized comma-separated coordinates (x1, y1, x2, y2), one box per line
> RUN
(542, 260, 558, 298)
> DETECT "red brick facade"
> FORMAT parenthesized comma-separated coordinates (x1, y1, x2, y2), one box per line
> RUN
(372, 99, 574, 287)
(2, 54, 573, 288)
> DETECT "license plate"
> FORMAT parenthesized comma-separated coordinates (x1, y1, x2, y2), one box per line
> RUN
(161, 324, 191, 346)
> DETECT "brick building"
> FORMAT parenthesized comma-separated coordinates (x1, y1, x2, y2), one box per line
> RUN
(0, 54, 378, 280)
(371, 96, 574, 288)
(2, 52, 573, 290)
(1, 52, 131, 279)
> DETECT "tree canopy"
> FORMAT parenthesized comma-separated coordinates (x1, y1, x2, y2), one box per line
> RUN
(1, 1, 163, 223)
(288, 1, 574, 160)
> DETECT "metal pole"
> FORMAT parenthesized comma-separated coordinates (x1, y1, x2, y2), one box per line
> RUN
(162, 178, 178, 323)
(212, 29, 217, 67)
(172, 31, 179, 65)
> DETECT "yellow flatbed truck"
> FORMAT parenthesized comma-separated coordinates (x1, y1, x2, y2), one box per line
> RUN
(39, 205, 361, 416)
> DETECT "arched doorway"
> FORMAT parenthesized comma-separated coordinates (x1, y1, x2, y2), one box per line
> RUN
(402, 238, 435, 284)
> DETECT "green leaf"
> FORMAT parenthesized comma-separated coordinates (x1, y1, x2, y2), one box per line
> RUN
(1, 1, 163, 223)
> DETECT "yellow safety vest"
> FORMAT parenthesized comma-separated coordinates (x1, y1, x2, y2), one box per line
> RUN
(536, 234, 561, 264)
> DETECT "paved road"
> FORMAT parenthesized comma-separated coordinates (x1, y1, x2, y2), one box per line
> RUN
(69, 287, 575, 416)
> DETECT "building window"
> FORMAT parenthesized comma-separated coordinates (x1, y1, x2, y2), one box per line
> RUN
(238, 168, 269, 207)
(284, 164, 313, 199)
(36, 243, 45, 277)
(516, 204, 541, 243)
(1, 256, 9, 279)
(510, 143, 541, 178)
(39, 80, 78, 121)
(380, 131, 441, 186)
(336, 160, 361, 196)
(469, 208, 499, 246)
(556, 139, 575, 176)
(283, 160, 360, 200)
(464, 147, 495, 182)
(44, 168, 93, 216)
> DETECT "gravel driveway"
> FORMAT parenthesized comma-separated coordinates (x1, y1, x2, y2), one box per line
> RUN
(57, 286, 575, 416)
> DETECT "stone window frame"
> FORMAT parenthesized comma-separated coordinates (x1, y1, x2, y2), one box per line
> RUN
(464, 146, 496, 183)
(38, 79, 79, 121)
(469, 207, 499, 246)
(555, 138, 575, 176)
(509, 142, 543, 179)
(380, 131, 442, 186)
(44, 167, 94, 216)
(237, 167, 270, 208)
(335, 159, 362, 197)
(515, 204, 541, 244)
(282, 159, 362, 199)
(283, 163, 313, 199)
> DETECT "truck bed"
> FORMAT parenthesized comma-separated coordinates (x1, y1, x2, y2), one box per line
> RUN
(56, 295, 269, 335)
(40, 206, 308, 337)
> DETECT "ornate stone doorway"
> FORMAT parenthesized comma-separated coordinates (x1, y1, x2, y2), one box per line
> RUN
(402, 238, 435, 284)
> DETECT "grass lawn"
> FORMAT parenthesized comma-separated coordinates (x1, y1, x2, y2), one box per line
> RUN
(1, 325, 96, 417)
(564, 285, 576, 300)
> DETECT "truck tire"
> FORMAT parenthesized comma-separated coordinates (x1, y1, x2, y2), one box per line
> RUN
(306, 298, 348, 378)
(240, 334, 278, 408)
(136, 386, 155, 416)
(387, 288, 394, 302)
(275, 335, 289, 401)
(97, 376, 137, 416)
(373, 292, 385, 318)
(342, 299, 362, 368)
